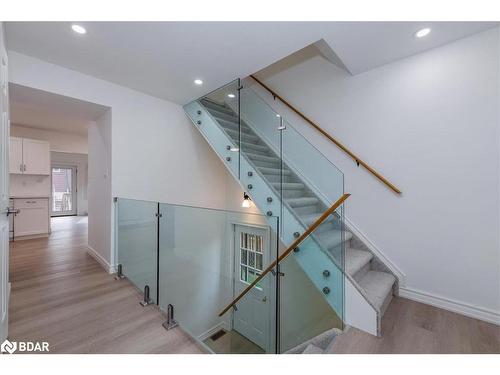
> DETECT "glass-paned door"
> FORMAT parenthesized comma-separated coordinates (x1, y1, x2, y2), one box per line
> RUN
(233, 225, 272, 353)
(51, 165, 77, 216)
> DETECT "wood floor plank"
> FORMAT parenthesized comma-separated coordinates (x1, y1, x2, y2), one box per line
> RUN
(8, 216, 205, 354)
(330, 296, 500, 354)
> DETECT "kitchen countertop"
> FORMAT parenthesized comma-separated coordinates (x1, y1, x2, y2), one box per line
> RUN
(10, 195, 51, 199)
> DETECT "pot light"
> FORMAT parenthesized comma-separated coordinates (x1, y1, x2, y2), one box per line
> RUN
(242, 192, 251, 208)
(415, 28, 431, 38)
(227, 93, 235, 98)
(71, 24, 86, 34)
(194, 79, 203, 85)
(276, 114, 281, 118)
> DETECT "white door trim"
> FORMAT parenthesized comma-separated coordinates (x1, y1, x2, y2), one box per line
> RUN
(229, 220, 275, 352)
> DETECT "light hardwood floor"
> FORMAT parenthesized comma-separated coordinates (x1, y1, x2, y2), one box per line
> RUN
(330, 296, 500, 354)
(8, 216, 205, 354)
(8, 217, 499, 354)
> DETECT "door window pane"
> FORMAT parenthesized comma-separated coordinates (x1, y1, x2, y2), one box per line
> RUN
(238, 231, 265, 288)
(52, 167, 74, 214)
(240, 249, 247, 265)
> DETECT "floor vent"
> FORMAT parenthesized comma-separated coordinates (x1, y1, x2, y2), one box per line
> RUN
(209, 329, 227, 341)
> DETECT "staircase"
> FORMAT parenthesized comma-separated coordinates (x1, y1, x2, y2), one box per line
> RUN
(184, 80, 397, 340)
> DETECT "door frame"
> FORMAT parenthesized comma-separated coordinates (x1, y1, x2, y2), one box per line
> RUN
(228, 220, 276, 353)
(51, 164, 77, 217)
(0, 26, 10, 343)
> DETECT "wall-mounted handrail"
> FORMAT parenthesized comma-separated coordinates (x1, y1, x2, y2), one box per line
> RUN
(249, 74, 402, 195)
(218, 193, 351, 317)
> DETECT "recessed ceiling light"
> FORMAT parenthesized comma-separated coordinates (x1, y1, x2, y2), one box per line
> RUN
(71, 24, 86, 34)
(415, 28, 431, 38)
(276, 114, 281, 118)
(194, 79, 203, 85)
(227, 93, 235, 98)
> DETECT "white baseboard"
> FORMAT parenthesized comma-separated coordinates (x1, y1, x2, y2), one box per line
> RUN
(197, 321, 230, 342)
(344, 216, 406, 286)
(399, 287, 500, 326)
(86, 246, 114, 274)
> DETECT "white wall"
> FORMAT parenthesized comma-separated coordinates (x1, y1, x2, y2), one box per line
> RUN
(8, 51, 229, 268)
(254, 28, 500, 319)
(10, 124, 88, 154)
(51, 151, 88, 215)
(88, 111, 112, 264)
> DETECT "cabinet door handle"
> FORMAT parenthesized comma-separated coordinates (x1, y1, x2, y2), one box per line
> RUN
(23, 164, 26, 172)
(6, 207, 19, 216)
(19, 164, 22, 172)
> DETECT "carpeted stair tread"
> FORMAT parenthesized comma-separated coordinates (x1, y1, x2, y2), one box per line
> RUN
(208, 109, 239, 123)
(358, 270, 396, 311)
(316, 230, 353, 249)
(302, 344, 323, 354)
(258, 166, 292, 175)
(286, 197, 319, 207)
(239, 141, 269, 153)
(200, 99, 235, 114)
(284, 328, 341, 354)
(246, 152, 280, 163)
(273, 182, 306, 190)
(223, 128, 259, 143)
(345, 248, 373, 276)
(300, 212, 336, 226)
(217, 119, 253, 134)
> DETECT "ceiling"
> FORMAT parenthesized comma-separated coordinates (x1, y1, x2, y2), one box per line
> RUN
(5, 22, 497, 104)
(10, 83, 109, 135)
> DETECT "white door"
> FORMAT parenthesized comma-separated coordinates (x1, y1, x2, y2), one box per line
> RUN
(0, 35, 10, 343)
(233, 225, 272, 352)
(51, 165, 77, 216)
(23, 138, 50, 175)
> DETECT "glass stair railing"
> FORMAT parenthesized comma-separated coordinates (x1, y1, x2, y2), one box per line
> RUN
(183, 79, 350, 350)
(115, 198, 280, 353)
(114, 196, 348, 354)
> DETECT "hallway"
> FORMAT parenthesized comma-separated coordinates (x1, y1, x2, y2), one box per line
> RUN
(8, 216, 204, 354)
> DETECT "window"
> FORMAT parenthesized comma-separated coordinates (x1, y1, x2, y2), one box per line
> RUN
(239, 232, 264, 289)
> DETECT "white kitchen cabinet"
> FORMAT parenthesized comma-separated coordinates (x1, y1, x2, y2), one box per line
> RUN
(9, 136, 23, 174)
(23, 138, 50, 175)
(13, 198, 49, 238)
(9, 137, 50, 175)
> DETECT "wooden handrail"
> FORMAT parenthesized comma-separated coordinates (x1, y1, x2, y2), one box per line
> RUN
(218, 193, 351, 317)
(249, 74, 402, 195)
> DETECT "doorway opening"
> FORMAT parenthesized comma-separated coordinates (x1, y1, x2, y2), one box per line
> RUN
(7, 82, 109, 248)
(51, 165, 77, 216)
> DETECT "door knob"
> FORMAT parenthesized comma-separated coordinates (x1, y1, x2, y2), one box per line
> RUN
(262, 296, 267, 302)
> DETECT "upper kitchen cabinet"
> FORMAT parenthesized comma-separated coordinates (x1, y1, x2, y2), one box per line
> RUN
(9, 136, 23, 174)
(9, 137, 50, 175)
(23, 138, 50, 175)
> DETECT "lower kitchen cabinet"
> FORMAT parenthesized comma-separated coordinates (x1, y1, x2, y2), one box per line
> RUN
(13, 198, 50, 238)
